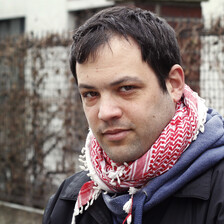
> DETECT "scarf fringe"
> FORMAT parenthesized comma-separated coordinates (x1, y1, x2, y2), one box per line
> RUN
(196, 97, 208, 136)
(122, 187, 139, 224)
(71, 185, 101, 224)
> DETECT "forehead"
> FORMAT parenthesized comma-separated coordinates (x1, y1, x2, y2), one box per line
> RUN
(76, 36, 145, 82)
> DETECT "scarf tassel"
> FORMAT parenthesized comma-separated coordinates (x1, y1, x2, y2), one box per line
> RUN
(123, 213, 132, 224)
(123, 193, 134, 224)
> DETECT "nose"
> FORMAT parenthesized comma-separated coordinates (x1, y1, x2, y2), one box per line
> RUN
(98, 95, 122, 121)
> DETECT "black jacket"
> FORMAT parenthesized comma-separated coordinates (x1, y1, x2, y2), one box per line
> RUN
(43, 159, 224, 224)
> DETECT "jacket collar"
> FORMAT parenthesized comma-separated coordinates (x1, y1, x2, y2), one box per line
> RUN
(60, 171, 90, 201)
(59, 162, 212, 203)
(59, 171, 113, 224)
(174, 166, 212, 200)
(58, 162, 213, 224)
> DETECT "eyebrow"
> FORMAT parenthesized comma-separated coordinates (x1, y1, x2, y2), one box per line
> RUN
(78, 83, 95, 90)
(78, 76, 144, 90)
(110, 76, 144, 86)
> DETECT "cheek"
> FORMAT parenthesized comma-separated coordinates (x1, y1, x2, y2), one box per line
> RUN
(126, 99, 147, 116)
(125, 101, 153, 130)
(131, 95, 169, 129)
(83, 107, 98, 127)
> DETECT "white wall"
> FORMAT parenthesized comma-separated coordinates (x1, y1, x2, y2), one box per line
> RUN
(202, 0, 224, 28)
(0, 0, 27, 19)
(200, 0, 224, 116)
(67, 0, 114, 11)
(25, 0, 67, 33)
(0, 0, 113, 34)
(0, 0, 67, 33)
(200, 36, 224, 116)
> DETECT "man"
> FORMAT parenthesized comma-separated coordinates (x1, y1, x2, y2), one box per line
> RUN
(43, 6, 224, 224)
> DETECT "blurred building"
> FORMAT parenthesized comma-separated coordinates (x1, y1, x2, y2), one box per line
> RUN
(0, 0, 114, 37)
(1, 0, 224, 208)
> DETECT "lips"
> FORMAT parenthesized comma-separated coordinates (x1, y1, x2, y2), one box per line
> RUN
(102, 129, 131, 141)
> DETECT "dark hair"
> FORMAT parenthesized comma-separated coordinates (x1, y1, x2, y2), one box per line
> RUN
(69, 6, 181, 91)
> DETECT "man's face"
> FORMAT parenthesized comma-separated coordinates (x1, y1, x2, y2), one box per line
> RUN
(76, 36, 176, 164)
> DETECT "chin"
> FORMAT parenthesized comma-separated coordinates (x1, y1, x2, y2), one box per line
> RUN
(109, 155, 138, 164)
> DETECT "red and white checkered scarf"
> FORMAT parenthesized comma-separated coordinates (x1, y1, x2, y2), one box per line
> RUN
(71, 85, 207, 224)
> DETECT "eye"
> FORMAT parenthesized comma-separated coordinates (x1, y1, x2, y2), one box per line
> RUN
(120, 85, 135, 92)
(82, 91, 99, 98)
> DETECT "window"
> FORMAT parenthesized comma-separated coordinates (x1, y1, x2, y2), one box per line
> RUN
(0, 17, 25, 38)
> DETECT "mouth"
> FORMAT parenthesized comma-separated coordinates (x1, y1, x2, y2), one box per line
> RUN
(102, 129, 131, 142)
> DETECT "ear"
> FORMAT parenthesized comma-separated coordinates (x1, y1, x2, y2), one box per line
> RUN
(166, 64, 185, 103)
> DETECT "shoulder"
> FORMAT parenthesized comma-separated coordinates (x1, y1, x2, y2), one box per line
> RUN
(174, 159, 224, 200)
(211, 159, 224, 187)
(204, 159, 224, 223)
(43, 171, 90, 224)
(213, 158, 224, 171)
(59, 170, 91, 200)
